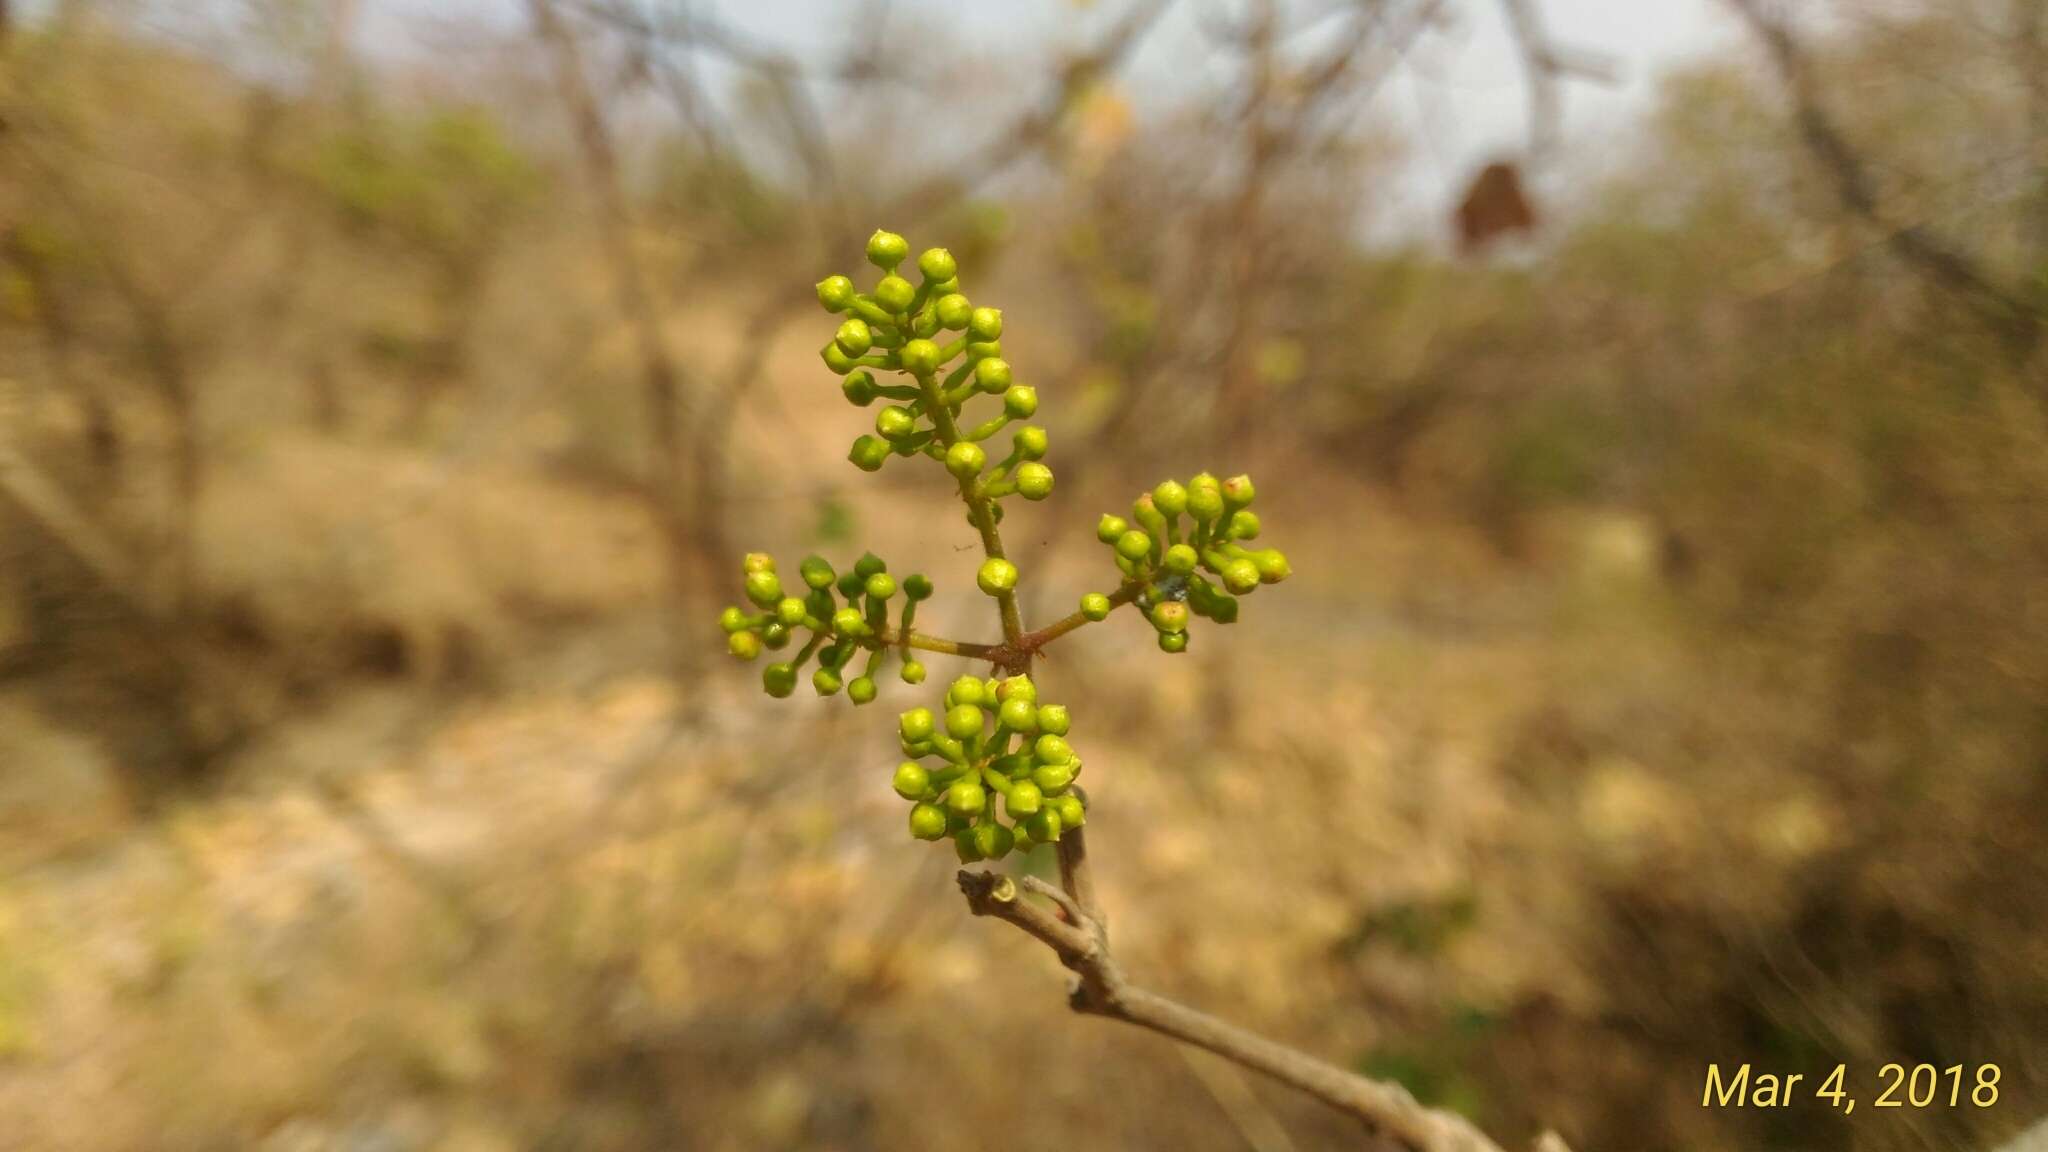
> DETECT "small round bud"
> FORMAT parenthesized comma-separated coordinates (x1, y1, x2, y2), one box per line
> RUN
(903, 574, 935, 600)
(1052, 794, 1086, 829)
(1222, 474, 1256, 510)
(832, 606, 866, 637)
(876, 405, 918, 440)
(1006, 780, 1044, 818)
(763, 662, 798, 698)
(945, 441, 986, 479)
(974, 358, 1013, 393)
(935, 293, 973, 329)
(848, 677, 877, 705)
(835, 318, 874, 357)
(968, 306, 1003, 341)
(865, 572, 897, 600)
(1253, 548, 1292, 583)
(909, 802, 949, 841)
(977, 557, 1019, 596)
(865, 229, 909, 270)
(719, 606, 749, 633)
(970, 822, 1014, 861)
(728, 631, 762, 660)
(1014, 426, 1048, 460)
(1163, 544, 1198, 575)
(1024, 808, 1063, 843)
(1015, 462, 1054, 500)
(813, 667, 843, 695)
(822, 341, 858, 373)
(743, 552, 776, 574)
(1033, 734, 1073, 765)
(1149, 601, 1189, 634)
(900, 660, 927, 685)
(1153, 480, 1188, 517)
(761, 623, 791, 650)
(744, 570, 782, 607)
(841, 370, 878, 406)
(837, 572, 866, 599)
(946, 703, 985, 740)
(816, 276, 857, 312)
(1003, 385, 1038, 419)
(948, 675, 986, 707)
(966, 340, 1001, 362)
(900, 707, 936, 742)
(848, 435, 890, 472)
(1097, 515, 1129, 544)
(917, 247, 957, 283)
(1228, 510, 1261, 540)
(999, 697, 1038, 733)
(1116, 530, 1153, 563)
(875, 274, 916, 314)
(1188, 484, 1225, 522)
(996, 676, 1036, 703)
(1220, 558, 1260, 594)
(1158, 631, 1189, 653)
(1209, 594, 1241, 624)
(1079, 593, 1112, 622)
(776, 598, 808, 627)
(854, 552, 887, 579)
(1032, 761, 1074, 794)
(800, 555, 837, 590)
(899, 338, 940, 375)
(944, 778, 987, 817)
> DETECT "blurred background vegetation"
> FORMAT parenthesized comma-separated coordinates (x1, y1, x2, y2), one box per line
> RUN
(1, 1, 2044, 1150)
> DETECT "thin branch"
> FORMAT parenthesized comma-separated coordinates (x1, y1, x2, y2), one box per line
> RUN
(1496, 0, 1622, 160)
(1724, 0, 2042, 356)
(958, 848, 1565, 1152)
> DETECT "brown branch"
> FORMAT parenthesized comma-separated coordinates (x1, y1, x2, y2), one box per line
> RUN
(1497, 0, 1622, 159)
(1725, 0, 2042, 356)
(958, 839, 1566, 1152)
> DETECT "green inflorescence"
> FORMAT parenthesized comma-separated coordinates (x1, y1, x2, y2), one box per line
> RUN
(895, 674, 1086, 861)
(1090, 472, 1289, 654)
(718, 550, 936, 702)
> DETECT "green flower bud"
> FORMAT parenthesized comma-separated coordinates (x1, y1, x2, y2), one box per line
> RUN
(776, 598, 808, 627)
(1033, 734, 1073, 765)
(853, 552, 886, 579)
(899, 337, 941, 375)
(865, 572, 897, 600)
(744, 570, 782, 607)
(743, 552, 776, 574)
(974, 358, 1013, 393)
(848, 676, 878, 705)
(1149, 601, 1189, 634)
(996, 676, 1036, 703)
(1037, 704, 1070, 735)
(901, 660, 927, 684)
(848, 435, 891, 472)
(903, 573, 935, 600)
(946, 703, 985, 740)
(969, 306, 1003, 341)
(1097, 515, 1129, 544)
(1032, 761, 1074, 794)
(1222, 474, 1256, 510)
(945, 778, 987, 817)
(1015, 462, 1054, 501)
(1052, 794, 1086, 829)
(909, 802, 949, 841)
(832, 606, 867, 637)
(966, 340, 1001, 362)
(936, 293, 973, 329)
(719, 605, 749, 633)
(1158, 631, 1189, 653)
(1209, 593, 1240, 624)
(999, 697, 1039, 733)
(1003, 385, 1038, 419)
(822, 341, 858, 373)
(835, 317, 874, 357)
(816, 275, 857, 312)
(1188, 483, 1225, 522)
(728, 631, 762, 660)
(813, 667, 844, 695)
(977, 557, 1019, 596)
(900, 707, 936, 742)
(800, 555, 837, 590)
(761, 623, 791, 650)
(1153, 479, 1188, 517)
(1006, 779, 1044, 818)
(876, 405, 918, 439)
(945, 441, 986, 479)
(953, 829, 986, 863)
(1228, 510, 1261, 540)
(837, 572, 867, 599)
(1024, 808, 1063, 843)
(948, 675, 986, 707)
(1080, 593, 1112, 621)
(1116, 530, 1153, 563)
(1252, 548, 1291, 583)
(874, 273, 917, 313)
(1220, 558, 1260, 594)
(917, 247, 958, 283)
(1163, 544, 1198, 575)
(763, 662, 798, 698)
(971, 821, 1014, 861)
(1014, 426, 1049, 460)
(866, 229, 910, 270)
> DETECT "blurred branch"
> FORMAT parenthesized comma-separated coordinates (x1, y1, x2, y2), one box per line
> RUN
(958, 843, 1563, 1152)
(1725, 0, 2043, 357)
(1496, 0, 1621, 159)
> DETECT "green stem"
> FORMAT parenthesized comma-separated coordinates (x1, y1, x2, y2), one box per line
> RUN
(912, 368, 1029, 660)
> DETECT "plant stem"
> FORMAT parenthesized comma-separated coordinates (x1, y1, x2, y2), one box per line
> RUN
(912, 368, 1028, 660)
(874, 627, 1001, 662)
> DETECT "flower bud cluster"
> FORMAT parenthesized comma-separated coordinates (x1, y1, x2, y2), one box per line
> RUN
(718, 551, 936, 703)
(1090, 473, 1289, 652)
(820, 230, 1053, 529)
(891, 674, 1088, 861)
